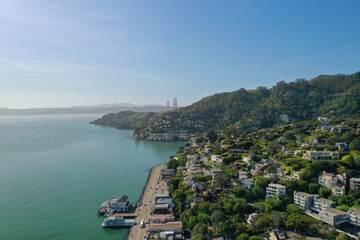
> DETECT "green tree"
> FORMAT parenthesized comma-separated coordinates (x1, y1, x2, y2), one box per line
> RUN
(232, 186, 251, 199)
(167, 158, 178, 169)
(286, 203, 302, 215)
(192, 222, 209, 236)
(198, 201, 212, 215)
(207, 131, 218, 143)
(191, 233, 206, 240)
(197, 213, 211, 224)
(335, 232, 351, 240)
(211, 210, 225, 223)
(350, 137, 360, 151)
(285, 213, 311, 232)
(319, 187, 332, 198)
(233, 198, 249, 214)
(309, 183, 320, 194)
(249, 236, 263, 240)
(236, 233, 249, 240)
(252, 185, 266, 200)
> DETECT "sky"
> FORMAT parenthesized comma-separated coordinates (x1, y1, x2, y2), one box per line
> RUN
(0, 0, 359, 108)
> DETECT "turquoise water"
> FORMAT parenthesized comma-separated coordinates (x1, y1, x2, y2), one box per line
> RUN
(0, 115, 183, 240)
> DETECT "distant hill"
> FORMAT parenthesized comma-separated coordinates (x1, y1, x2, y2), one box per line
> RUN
(0, 103, 167, 114)
(91, 71, 360, 138)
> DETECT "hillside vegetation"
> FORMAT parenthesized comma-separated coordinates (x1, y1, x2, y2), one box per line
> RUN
(91, 71, 360, 137)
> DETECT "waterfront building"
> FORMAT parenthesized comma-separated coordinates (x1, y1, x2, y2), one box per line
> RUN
(154, 203, 171, 215)
(108, 196, 130, 212)
(162, 169, 175, 183)
(266, 183, 286, 199)
(150, 214, 175, 223)
(319, 208, 349, 227)
(148, 221, 183, 238)
(312, 198, 336, 213)
(349, 177, 360, 191)
(155, 195, 175, 208)
(293, 191, 318, 211)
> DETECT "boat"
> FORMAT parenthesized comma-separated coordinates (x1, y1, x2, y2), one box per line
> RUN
(99, 200, 110, 214)
(104, 209, 115, 218)
(102, 216, 136, 227)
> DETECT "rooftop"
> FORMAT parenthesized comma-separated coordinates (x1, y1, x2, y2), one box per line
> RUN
(349, 208, 360, 215)
(149, 221, 183, 230)
(350, 177, 360, 182)
(321, 172, 335, 177)
(211, 168, 223, 173)
(322, 208, 347, 215)
(163, 169, 176, 175)
(110, 195, 128, 203)
(294, 191, 317, 198)
(151, 214, 175, 221)
(267, 183, 286, 188)
(155, 204, 169, 209)
(315, 198, 335, 205)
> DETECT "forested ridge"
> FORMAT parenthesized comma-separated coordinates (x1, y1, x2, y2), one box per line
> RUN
(91, 71, 360, 137)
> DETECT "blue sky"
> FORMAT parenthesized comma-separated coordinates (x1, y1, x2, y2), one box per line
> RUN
(0, 0, 359, 108)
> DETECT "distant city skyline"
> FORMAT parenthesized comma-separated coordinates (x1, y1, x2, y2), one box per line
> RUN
(0, 0, 359, 108)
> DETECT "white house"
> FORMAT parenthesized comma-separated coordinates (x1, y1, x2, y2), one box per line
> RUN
(318, 171, 338, 188)
(303, 151, 339, 160)
(211, 155, 223, 163)
(331, 186, 345, 197)
(293, 191, 318, 211)
(240, 178, 254, 189)
(266, 183, 286, 199)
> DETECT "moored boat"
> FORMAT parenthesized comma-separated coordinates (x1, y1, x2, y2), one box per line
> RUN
(102, 216, 136, 227)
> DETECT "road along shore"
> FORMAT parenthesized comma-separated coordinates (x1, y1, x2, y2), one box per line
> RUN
(128, 163, 166, 240)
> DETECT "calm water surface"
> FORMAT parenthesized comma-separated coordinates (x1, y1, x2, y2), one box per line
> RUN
(0, 114, 183, 240)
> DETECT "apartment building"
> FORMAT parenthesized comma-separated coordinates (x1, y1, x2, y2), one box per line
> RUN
(312, 197, 336, 213)
(293, 191, 318, 211)
(266, 183, 286, 199)
(349, 177, 360, 191)
(319, 208, 349, 227)
(303, 151, 339, 160)
(349, 208, 360, 227)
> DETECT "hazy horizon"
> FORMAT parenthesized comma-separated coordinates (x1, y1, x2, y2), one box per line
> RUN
(1, 0, 359, 108)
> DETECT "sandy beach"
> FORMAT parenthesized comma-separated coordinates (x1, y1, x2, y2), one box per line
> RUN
(128, 163, 168, 240)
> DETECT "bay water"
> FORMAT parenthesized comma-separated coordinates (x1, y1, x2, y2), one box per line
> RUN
(0, 114, 183, 240)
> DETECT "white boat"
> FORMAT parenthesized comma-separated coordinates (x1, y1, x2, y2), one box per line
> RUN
(102, 216, 135, 228)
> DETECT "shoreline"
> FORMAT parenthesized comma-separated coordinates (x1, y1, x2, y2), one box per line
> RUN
(137, 165, 159, 204)
(128, 163, 166, 240)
